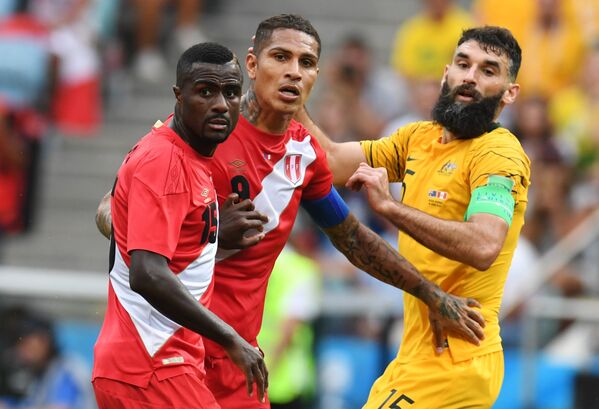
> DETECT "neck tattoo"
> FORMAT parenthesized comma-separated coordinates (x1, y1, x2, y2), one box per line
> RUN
(241, 86, 261, 125)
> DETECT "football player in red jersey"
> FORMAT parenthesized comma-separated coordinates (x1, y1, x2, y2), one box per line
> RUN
(92, 43, 267, 409)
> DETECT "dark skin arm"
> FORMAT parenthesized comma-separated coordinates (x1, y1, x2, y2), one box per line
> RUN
(96, 192, 268, 250)
(129, 250, 268, 401)
(322, 213, 486, 351)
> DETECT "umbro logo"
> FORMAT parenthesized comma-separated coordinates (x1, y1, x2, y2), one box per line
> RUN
(229, 159, 246, 168)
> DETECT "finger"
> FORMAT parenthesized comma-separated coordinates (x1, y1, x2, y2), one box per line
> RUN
(430, 319, 445, 354)
(461, 326, 480, 346)
(245, 370, 254, 397)
(240, 219, 268, 232)
(260, 359, 269, 389)
(466, 298, 482, 309)
(252, 365, 266, 402)
(243, 210, 268, 223)
(223, 193, 240, 208)
(467, 318, 485, 341)
(255, 211, 268, 223)
(346, 175, 364, 191)
(235, 199, 256, 211)
(240, 233, 266, 248)
(467, 307, 486, 328)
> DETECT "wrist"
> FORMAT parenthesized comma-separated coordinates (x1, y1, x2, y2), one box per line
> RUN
(414, 279, 443, 311)
(216, 325, 239, 349)
(374, 198, 396, 216)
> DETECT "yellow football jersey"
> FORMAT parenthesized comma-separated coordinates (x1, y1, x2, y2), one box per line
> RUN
(361, 121, 530, 364)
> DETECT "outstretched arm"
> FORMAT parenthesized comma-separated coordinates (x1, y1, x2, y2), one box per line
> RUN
(302, 188, 485, 348)
(347, 163, 509, 271)
(295, 107, 367, 185)
(130, 250, 268, 401)
(321, 213, 485, 347)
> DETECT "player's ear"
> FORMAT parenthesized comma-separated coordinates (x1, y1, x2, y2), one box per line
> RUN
(173, 85, 182, 103)
(502, 83, 520, 106)
(246, 52, 257, 81)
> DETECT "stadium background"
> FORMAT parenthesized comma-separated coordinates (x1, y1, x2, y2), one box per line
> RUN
(1, 0, 599, 407)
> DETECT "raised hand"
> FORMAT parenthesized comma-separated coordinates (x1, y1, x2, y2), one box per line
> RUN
(346, 163, 394, 213)
(218, 193, 268, 250)
(224, 336, 269, 402)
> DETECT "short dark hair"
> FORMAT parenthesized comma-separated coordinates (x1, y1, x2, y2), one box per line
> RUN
(458, 26, 522, 81)
(176, 42, 238, 87)
(254, 14, 321, 58)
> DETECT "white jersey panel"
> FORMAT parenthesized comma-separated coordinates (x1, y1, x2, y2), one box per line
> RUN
(110, 241, 216, 357)
(216, 136, 317, 261)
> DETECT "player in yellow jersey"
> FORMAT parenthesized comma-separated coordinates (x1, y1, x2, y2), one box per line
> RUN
(298, 26, 530, 408)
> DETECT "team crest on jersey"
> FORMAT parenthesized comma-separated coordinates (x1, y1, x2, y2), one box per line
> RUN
(438, 160, 457, 175)
(284, 154, 303, 184)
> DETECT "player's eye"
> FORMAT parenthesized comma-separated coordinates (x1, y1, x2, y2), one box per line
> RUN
(198, 87, 212, 97)
(225, 87, 241, 98)
(301, 58, 315, 68)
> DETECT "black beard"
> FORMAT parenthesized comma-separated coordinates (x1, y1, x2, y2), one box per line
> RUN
(431, 82, 503, 139)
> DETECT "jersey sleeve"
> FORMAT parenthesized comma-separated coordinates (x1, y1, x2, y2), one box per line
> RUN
(360, 122, 418, 182)
(467, 129, 531, 204)
(301, 125, 334, 201)
(125, 148, 191, 260)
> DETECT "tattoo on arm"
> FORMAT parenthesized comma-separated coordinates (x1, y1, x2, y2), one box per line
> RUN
(240, 86, 260, 125)
(323, 214, 413, 290)
(323, 214, 463, 322)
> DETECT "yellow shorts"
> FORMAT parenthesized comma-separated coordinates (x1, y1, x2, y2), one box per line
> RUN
(362, 351, 504, 409)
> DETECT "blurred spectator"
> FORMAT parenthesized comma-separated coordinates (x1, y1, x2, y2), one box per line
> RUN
(258, 245, 321, 409)
(0, 306, 95, 409)
(0, 0, 57, 234)
(0, 99, 27, 237)
(513, 96, 572, 249)
(312, 33, 405, 142)
(381, 77, 439, 136)
(517, 0, 586, 99)
(568, 0, 599, 46)
(549, 41, 599, 180)
(390, 0, 474, 81)
(29, 0, 102, 136)
(130, 0, 206, 83)
(472, 0, 534, 43)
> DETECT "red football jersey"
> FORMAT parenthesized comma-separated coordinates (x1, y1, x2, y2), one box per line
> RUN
(205, 116, 333, 357)
(93, 121, 219, 387)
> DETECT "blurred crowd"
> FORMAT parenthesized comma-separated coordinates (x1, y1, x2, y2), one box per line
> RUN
(0, 0, 212, 243)
(1, 0, 599, 407)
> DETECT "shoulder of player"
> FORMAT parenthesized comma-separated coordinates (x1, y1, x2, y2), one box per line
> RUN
(467, 127, 531, 176)
(383, 120, 437, 143)
(129, 132, 193, 195)
(288, 119, 312, 140)
(471, 127, 526, 154)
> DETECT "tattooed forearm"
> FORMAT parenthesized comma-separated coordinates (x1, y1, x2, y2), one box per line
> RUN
(323, 214, 440, 302)
(240, 87, 260, 125)
(324, 214, 486, 343)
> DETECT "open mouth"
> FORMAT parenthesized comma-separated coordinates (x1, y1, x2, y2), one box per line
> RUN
(455, 87, 480, 102)
(278, 84, 301, 100)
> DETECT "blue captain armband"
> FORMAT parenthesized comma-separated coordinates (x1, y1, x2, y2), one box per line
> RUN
(301, 187, 350, 228)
